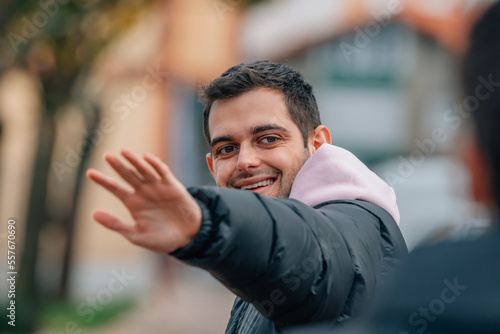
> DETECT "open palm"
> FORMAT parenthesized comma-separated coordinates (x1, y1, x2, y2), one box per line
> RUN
(86, 149, 201, 253)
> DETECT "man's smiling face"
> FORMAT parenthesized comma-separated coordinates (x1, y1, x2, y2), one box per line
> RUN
(206, 87, 312, 198)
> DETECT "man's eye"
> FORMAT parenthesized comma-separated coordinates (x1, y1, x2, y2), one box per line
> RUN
(217, 145, 236, 155)
(261, 136, 278, 144)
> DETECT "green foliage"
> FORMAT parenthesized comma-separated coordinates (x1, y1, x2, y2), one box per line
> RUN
(0, 1, 154, 332)
(40, 297, 137, 330)
(247, 0, 270, 6)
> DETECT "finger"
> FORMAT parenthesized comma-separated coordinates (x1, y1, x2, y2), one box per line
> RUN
(92, 209, 136, 236)
(87, 169, 133, 201)
(121, 149, 160, 182)
(104, 153, 143, 188)
(144, 153, 173, 181)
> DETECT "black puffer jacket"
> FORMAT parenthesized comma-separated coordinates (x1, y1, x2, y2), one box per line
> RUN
(171, 187, 407, 333)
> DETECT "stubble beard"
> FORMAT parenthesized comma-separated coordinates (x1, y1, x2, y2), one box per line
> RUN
(274, 148, 311, 198)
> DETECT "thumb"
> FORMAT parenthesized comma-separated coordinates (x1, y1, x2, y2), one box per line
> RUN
(92, 210, 136, 237)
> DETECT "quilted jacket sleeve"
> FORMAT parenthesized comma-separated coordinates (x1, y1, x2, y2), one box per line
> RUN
(170, 186, 407, 327)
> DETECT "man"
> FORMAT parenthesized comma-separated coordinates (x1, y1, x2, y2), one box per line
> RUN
(87, 61, 407, 333)
(286, 3, 500, 334)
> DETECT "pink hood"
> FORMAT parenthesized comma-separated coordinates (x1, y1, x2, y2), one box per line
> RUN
(289, 144, 400, 225)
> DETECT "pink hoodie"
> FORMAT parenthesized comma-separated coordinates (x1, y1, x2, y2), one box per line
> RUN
(289, 144, 400, 225)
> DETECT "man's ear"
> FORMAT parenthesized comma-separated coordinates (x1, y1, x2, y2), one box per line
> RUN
(462, 136, 494, 209)
(206, 153, 215, 177)
(309, 125, 331, 154)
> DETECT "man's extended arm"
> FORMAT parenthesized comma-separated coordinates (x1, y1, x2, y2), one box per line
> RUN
(87, 150, 405, 327)
(170, 186, 365, 326)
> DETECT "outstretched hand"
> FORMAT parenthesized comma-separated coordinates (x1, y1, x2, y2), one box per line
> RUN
(86, 149, 202, 253)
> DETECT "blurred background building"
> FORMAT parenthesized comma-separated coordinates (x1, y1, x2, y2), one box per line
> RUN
(0, 0, 496, 333)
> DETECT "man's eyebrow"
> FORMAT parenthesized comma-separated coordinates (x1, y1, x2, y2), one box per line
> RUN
(210, 124, 288, 147)
(210, 135, 234, 148)
(251, 124, 289, 135)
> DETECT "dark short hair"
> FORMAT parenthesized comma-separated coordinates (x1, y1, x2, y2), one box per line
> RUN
(464, 1, 500, 205)
(200, 60, 321, 147)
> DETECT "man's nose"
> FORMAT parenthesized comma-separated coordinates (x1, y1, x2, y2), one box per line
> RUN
(236, 144, 261, 171)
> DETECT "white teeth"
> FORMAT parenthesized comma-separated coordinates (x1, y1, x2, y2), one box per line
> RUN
(241, 179, 275, 190)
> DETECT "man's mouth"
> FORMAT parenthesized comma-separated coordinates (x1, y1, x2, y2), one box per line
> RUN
(239, 178, 275, 190)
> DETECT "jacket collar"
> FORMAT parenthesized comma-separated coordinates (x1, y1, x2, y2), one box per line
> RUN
(289, 144, 400, 225)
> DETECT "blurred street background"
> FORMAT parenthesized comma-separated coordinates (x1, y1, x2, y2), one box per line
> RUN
(0, 0, 497, 333)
